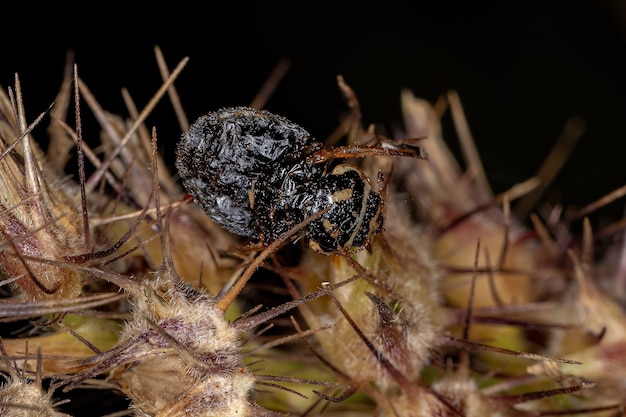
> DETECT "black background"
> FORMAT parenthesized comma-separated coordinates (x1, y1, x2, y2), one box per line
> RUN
(4, 1, 626, 222)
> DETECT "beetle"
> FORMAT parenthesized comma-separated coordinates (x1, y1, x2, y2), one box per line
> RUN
(175, 106, 424, 255)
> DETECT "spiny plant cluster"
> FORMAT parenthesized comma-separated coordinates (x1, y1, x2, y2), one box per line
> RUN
(0, 47, 624, 416)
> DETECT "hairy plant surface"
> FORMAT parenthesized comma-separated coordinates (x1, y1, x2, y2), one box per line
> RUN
(0, 48, 623, 416)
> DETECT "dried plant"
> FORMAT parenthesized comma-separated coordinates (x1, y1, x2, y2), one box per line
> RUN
(0, 46, 624, 417)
